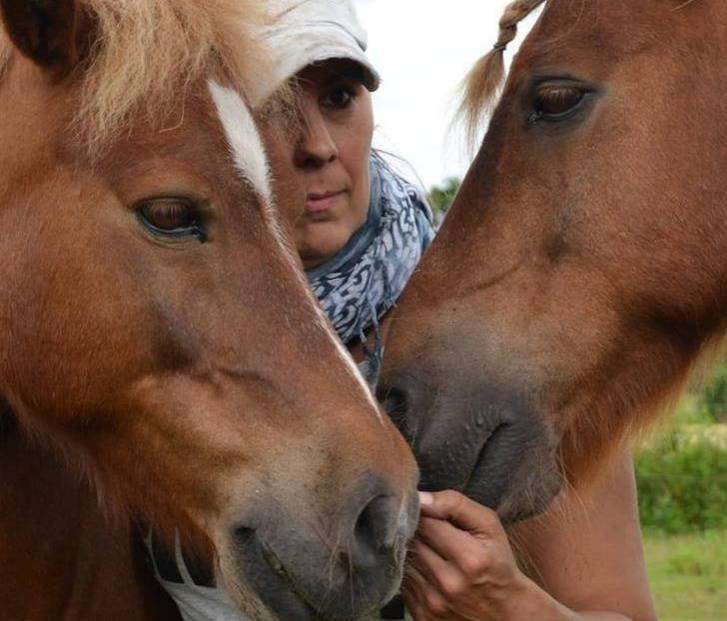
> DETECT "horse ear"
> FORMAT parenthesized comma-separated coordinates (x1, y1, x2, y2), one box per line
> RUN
(0, 0, 91, 72)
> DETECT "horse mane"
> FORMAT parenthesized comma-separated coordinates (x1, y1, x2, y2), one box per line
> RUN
(2, 1, 270, 153)
(456, 0, 547, 148)
(562, 327, 727, 487)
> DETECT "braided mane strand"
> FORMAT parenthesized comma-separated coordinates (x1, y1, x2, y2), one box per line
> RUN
(456, 0, 547, 148)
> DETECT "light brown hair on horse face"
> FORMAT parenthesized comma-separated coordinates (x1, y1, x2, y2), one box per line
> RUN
(379, 0, 726, 523)
(0, 2, 419, 619)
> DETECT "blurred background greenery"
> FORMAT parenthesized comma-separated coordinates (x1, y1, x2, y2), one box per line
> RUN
(635, 361, 725, 620)
(427, 178, 460, 225)
(427, 178, 726, 621)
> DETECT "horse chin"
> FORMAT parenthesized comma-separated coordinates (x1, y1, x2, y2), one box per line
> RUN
(472, 415, 564, 523)
(215, 553, 280, 621)
(217, 537, 404, 621)
(219, 531, 323, 621)
(464, 452, 563, 524)
(213, 490, 416, 621)
(218, 564, 318, 621)
(415, 428, 563, 525)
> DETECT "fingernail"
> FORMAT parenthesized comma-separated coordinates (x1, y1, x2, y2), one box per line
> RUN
(418, 491, 434, 506)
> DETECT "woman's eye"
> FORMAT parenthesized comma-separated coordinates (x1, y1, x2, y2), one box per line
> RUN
(136, 198, 206, 241)
(321, 86, 355, 110)
(531, 84, 587, 121)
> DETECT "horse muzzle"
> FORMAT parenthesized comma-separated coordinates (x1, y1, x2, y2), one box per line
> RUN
(378, 361, 562, 524)
(218, 473, 419, 620)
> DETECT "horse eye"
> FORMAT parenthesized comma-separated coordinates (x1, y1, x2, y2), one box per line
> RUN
(532, 84, 587, 121)
(136, 198, 206, 241)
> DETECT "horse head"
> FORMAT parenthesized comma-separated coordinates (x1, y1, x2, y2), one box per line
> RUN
(379, 0, 726, 523)
(0, 1, 418, 618)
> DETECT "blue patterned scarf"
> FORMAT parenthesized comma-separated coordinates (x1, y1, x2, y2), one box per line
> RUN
(307, 155, 435, 361)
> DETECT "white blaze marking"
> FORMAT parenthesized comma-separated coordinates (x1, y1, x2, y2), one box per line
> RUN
(207, 81, 382, 422)
(208, 81, 272, 204)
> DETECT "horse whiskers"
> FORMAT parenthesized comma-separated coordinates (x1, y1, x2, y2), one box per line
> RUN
(268, 498, 348, 615)
(321, 529, 345, 612)
(347, 542, 356, 618)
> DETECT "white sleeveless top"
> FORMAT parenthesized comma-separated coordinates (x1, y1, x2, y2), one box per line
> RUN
(146, 531, 244, 621)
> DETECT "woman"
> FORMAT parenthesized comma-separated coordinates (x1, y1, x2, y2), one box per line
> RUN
(149, 1, 657, 620)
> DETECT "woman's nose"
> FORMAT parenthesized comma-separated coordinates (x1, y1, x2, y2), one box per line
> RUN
(294, 108, 338, 169)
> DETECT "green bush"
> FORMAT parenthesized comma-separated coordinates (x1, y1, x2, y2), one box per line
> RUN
(700, 361, 726, 423)
(636, 433, 727, 533)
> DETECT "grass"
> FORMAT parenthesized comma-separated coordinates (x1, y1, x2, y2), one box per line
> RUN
(644, 530, 726, 621)
(638, 363, 726, 619)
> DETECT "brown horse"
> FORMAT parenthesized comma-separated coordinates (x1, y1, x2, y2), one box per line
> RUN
(0, 1, 419, 619)
(379, 0, 726, 523)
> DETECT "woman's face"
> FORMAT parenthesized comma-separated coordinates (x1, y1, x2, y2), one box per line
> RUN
(265, 60, 374, 269)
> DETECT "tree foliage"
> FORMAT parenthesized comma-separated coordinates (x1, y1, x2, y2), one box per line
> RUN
(427, 177, 461, 224)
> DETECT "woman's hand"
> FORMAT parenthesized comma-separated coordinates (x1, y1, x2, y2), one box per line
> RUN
(403, 490, 559, 621)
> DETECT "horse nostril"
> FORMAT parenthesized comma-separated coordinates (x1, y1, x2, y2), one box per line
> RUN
(352, 494, 398, 566)
(232, 525, 256, 549)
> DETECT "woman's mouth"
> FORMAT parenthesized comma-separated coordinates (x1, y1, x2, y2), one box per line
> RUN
(305, 190, 346, 215)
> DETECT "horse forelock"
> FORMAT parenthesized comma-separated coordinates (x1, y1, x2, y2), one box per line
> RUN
(69, 0, 271, 154)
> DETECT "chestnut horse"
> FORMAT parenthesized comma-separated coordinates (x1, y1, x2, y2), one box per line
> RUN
(380, 0, 726, 523)
(0, 1, 418, 620)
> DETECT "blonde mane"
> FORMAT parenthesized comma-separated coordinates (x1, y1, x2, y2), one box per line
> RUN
(2, 0, 270, 151)
(456, 0, 547, 147)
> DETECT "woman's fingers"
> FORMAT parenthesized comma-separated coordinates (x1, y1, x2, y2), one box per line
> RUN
(403, 566, 452, 620)
(410, 493, 527, 617)
(419, 490, 504, 538)
(417, 514, 511, 587)
(417, 516, 483, 562)
(410, 538, 471, 600)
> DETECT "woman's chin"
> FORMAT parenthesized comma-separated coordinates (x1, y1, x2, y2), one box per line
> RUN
(299, 229, 350, 268)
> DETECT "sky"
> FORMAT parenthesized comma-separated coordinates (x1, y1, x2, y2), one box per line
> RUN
(354, 1, 542, 190)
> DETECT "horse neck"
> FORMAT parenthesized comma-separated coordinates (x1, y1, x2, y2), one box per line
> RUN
(0, 422, 180, 621)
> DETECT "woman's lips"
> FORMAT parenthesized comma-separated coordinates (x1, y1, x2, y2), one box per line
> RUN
(305, 190, 346, 215)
